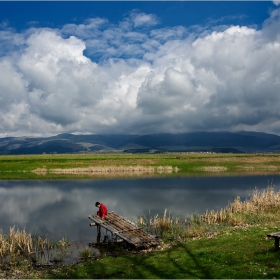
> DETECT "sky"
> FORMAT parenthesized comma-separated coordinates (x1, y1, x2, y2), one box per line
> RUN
(0, 1, 280, 137)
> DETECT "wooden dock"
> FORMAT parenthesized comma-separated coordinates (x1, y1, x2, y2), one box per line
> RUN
(88, 212, 161, 249)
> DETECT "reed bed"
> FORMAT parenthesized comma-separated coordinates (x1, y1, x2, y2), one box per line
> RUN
(0, 226, 69, 268)
(229, 187, 280, 213)
(138, 186, 280, 239)
(139, 209, 187, 239)
(236, 165, 279, 171)
(33, 165, 175, 175)
(193, 166, 228, 172)
(201, 166, 228, 172)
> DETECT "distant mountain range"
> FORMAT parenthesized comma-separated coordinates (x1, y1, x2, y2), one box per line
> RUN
(1, 131, 280, 155)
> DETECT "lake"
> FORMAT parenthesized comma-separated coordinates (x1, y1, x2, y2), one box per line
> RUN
(0, 174, 279, 244)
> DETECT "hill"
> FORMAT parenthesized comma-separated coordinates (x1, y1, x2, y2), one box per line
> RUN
(1, 131, 280, 154)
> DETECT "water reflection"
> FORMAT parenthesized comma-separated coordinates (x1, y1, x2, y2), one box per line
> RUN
(0, 175, 279, 243)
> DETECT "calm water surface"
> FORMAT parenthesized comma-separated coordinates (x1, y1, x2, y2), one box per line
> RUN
(0, 175, 279, 244)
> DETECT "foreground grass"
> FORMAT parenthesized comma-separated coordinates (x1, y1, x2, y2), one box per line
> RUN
(1, 153, 280, 179)
(2, 223, 280, 279)
(38, 224, 280, 279)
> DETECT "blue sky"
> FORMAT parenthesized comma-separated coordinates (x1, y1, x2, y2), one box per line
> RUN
(0, 1, 280, 137)
(0, 2, 275, 32)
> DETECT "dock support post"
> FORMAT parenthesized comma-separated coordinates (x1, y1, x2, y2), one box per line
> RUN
(97, 225, 101, 244)
(275, 238, 279, 251)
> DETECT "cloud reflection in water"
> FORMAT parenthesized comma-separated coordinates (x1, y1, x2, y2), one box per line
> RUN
(0, 175, 279, 243)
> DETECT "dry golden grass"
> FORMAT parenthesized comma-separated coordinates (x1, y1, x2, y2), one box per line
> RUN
(33, 167, 47, 174)
(33, 165, 175, 175)
(88, 158, 159, 166)
(139, 185, 280, 239)
(198, 186, 280, 226)
(139, 209, 188, 238)
(149, 210, 173, 232)
(229, 187, 280, 213)
(192, 155, 280, 164)
(235, 165, 279, 171)
(0, 227, 34, 258)
(198, 166, 228, 172)
(0, 227, 68, 266)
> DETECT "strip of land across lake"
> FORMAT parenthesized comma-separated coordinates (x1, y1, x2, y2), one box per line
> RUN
(1, 153, 280, 179)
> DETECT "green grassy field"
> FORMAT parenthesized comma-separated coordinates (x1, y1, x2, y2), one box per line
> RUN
(1, 153, 280, 179)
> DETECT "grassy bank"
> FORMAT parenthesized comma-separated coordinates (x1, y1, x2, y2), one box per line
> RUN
(2, 225, 280, 279)
(2, 187, 280, 279)
(42, 226, 280, 279)
(1, 153, 280, 179)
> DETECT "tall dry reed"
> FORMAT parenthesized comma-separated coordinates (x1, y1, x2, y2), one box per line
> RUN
(199, 186, 280, 226)
(138, 186, 280, 239)
(139, 209, 187, 238)
(229, 187, 280, 213)
(0, 226, 69, 267)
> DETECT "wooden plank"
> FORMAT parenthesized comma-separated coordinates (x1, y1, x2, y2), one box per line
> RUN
(267, 232, 280, 238)
(267, 232, 280, 251)
(88, 212, 161, 248)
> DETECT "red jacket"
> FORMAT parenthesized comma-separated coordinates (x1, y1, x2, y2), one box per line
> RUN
(97, 203, 108, 219)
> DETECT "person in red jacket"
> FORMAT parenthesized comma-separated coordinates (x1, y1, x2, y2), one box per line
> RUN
(95, 202, 108, 219)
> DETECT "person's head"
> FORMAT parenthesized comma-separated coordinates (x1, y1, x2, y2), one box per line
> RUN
(95, 202, 101, 208)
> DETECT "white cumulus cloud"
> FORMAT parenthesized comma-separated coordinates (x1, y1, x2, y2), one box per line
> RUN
(0, 9, 280, 136)
(130, 11, 159, 28)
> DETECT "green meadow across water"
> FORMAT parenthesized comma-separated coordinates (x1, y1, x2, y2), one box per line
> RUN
(1, 153, 280, 179)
